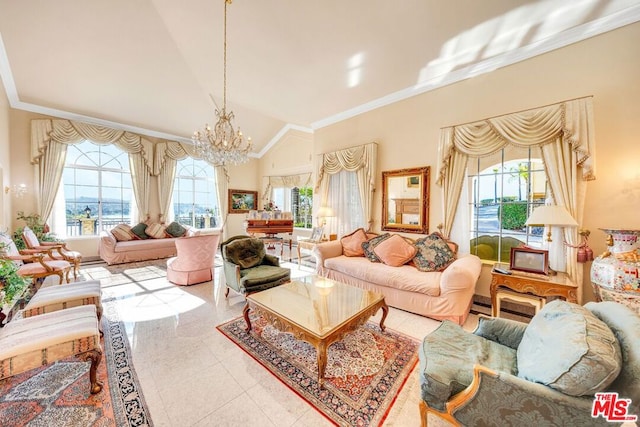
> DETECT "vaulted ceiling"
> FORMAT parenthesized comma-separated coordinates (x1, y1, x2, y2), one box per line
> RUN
(1, 0, 639, 155)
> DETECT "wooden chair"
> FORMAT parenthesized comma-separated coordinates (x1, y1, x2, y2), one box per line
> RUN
(0, 233, 71, 286)
(22, 226, 82, 280)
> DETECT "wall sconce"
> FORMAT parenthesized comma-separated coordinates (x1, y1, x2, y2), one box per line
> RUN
(4, 184, 28, 199)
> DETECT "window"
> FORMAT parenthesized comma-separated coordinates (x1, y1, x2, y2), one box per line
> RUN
(468, 146, 547, 263)
(327, 170, 364, 236)
(271, 186, 313, 229)
(172, 158, 220, 229)
(57, 140, 134, 237)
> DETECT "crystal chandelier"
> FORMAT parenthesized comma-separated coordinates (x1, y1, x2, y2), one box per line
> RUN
(193, 0, 251, 167)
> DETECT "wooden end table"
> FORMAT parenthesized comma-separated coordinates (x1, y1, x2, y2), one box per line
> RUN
(490, 263, 577, 317)
(245, 276, 388, 386)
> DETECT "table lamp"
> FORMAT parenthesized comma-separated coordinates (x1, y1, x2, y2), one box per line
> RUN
(316, 206, 334, 240)
(525, 205, 578, 242)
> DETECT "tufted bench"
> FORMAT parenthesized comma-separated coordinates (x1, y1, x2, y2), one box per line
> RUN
(23, 280, 103, 321)
(0, 305, 103, 394)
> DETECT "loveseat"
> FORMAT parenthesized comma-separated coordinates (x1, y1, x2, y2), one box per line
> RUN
(418, 300, 640, 426)
(313, 229, 482, 324)
(98, 222, 220, 265)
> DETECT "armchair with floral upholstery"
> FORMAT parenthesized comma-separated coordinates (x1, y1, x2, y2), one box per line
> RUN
(418, 300, 640, 426)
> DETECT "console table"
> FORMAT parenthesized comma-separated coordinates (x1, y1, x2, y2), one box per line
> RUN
(490, 263, 577, 317)
(244, 219, 294, 257)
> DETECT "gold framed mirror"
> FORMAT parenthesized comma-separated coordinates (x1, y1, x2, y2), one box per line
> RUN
(381, 166, 430, 234)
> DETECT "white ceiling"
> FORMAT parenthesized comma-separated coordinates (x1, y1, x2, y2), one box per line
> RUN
(1, 0, 639, 155)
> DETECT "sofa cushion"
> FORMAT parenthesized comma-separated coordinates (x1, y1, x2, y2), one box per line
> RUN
(111, 224, 135, 242)
(362, 233, 391, 262)
(517, 300, 622, 396)
(146, 223, 167, 239)
(374, 234, 417, 267)
(130, 222, 150, 240)
(165, 221, 187, 237)
(340, 228, 368, 257)
(413, 233, 456, 272)
(419, 320, 518, 411)
(225, 238, 266, 269)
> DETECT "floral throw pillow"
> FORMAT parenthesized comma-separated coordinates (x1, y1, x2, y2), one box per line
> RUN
(413, 233, 457, 272)
(362, 233, 391, 262)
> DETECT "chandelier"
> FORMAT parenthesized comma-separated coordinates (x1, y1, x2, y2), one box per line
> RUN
(192, 0, 252, 167)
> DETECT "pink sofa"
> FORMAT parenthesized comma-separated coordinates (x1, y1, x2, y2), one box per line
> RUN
(314, 239, 482, 325)
(167, 234, 220, 286)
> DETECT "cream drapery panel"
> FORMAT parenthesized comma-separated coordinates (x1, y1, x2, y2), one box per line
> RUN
(262, 173, 312, 203)
(155, 141, 229, 240)
(31, 119, 154, 223)
(436, 97, 596, 301)
(315, 143, 377, 230)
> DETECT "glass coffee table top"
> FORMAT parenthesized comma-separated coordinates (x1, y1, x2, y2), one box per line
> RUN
(247, 275, 385, 337)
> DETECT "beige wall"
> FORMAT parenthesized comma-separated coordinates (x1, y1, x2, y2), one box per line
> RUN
(0, 76, 11, 229)
(314, 23, 640, 301)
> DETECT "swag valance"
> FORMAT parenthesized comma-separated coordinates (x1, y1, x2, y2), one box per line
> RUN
(262, 173, 312, 203)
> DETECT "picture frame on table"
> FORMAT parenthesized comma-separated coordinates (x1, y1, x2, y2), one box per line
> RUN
(509, 247, 549, 275)
(228, 189, 258, 214)
(309, 226, 324, 242)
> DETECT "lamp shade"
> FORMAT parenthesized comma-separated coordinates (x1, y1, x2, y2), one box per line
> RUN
(316, 206, 334, 218)
(525, 205, 578, 227)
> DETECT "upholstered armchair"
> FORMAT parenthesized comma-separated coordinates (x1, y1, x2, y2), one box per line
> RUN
(166, 234, 220, 286)
(0, 233, 71, 285)
(22, 226, 82, 280)
(419, 300, 640, 426)
(221, 235, 290, 298)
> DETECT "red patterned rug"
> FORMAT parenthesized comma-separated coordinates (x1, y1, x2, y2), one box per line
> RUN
(217, 314, 419, 426)
(0, 302, 153, 426)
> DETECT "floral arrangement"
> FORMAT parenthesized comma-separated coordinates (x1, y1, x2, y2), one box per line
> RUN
(264, 201, 279, 212)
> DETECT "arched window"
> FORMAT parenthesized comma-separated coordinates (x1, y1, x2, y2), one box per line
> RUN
(172, 158, 220, 229)
(53, 140, 134, 237)
(468, 146, 547, 263)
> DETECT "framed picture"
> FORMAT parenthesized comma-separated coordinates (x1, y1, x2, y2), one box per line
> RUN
(309, 226, 324, 242)
(406, 175, 420, 188)
(510, 247, 549, 275)
(228, 189, 257, 214)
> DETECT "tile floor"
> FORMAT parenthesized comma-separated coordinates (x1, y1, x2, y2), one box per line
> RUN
(80, 254, 479, 427)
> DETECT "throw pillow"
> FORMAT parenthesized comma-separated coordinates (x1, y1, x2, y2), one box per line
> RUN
(165, 221, 187, 238)
(340, 228, 368, 257)
(517, 300, 622, 396)
(362, 233, 391, 262)
(130, 222, 150, 240)
(413, 233, 456, 272)
(145, 223, 167, 239)
(111, 224, 135, 242)
(373, 234, 417, 267)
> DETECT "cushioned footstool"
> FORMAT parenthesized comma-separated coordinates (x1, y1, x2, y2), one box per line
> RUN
(0, 305, 103, 394)
(22, 280, 103, 320)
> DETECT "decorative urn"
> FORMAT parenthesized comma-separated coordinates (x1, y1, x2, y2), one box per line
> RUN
(590, 229, 640, 313)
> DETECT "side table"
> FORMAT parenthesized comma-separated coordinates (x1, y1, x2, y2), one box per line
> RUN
(296, 238, 326, 264)
(490, 263, 578, 317)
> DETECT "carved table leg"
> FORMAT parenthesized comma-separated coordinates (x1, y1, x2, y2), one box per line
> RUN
(82, 349, 104, 394)
(243, 302, 252, 332)
(379, 300, 389, 332)
(317, 341, 328, 387)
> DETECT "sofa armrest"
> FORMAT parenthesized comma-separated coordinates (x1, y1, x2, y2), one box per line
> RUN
(439, 254, 482, 295)
(448, 365, 601, 426)
(263, 254, 280, 267)
(99, 231, 117, 250)
(312, 240, 343, 271)
(473, 317, 528, 350)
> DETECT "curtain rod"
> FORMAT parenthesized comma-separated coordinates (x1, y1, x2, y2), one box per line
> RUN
(441, 95, 593, 129)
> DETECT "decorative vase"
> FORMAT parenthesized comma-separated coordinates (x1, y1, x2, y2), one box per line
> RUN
(590, 229, 640, 313)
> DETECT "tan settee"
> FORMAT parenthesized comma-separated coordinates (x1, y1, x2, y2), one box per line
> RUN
(313, 237, 482, 325)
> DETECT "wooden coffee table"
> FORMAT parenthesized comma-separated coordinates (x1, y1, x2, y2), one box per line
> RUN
(245, 275, 389, 386)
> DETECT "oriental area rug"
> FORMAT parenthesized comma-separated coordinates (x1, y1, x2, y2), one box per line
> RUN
(0, 301, 153, 427)
(217, 314, 419, 427)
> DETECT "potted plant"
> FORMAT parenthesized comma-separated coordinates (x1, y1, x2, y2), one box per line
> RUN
(12, 211, 58, 250)
(0, 256, 30, 309)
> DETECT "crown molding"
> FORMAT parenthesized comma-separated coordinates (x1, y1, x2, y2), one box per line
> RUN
(311, 5, 640, 130)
